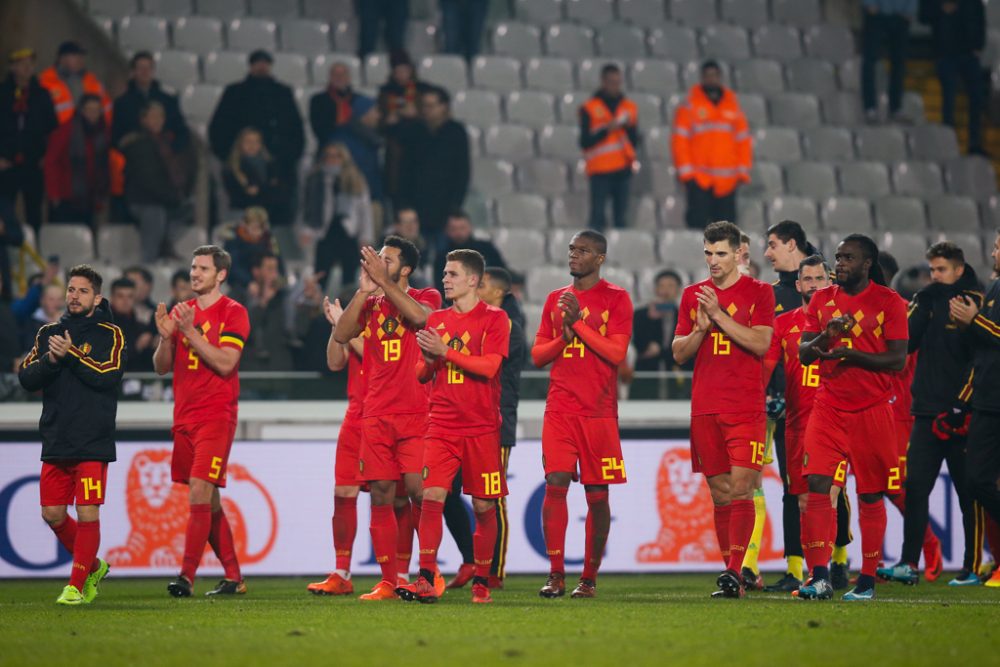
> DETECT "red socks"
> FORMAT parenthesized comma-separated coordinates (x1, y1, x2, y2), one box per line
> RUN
(726, 499, 755, 573)
(50, 516, 99, 573)
(395, 500, 414, 577)
(180, 504, 212, 583)
(581, 491, 611, 581)
(542, 485, 569, 574)
(473, 508, 498, 579)
(713, 504, 732, 563)
(209, 509, 241, 581)
(68, 520, 100, 590)
(369, 504, 398, 584)
(332, 496, 357, 572)
(417, 499, 445, 574)
(858, 497, 887, 577)
(802, 492, 835, 573)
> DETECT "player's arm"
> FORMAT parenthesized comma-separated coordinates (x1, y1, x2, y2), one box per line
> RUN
(565, 291, 632, 365)
(696, 285, 772, 356)
(361, 245, 433, 328)
(332, 289, 371, 344)
(570, 323, 630, 365)
(153, 303, 176, 375)
(176, 302, 243, 376)
(671, 288, 709, 365)
(18, 328, 61, 391)
(64, 328, 126, 390)
(446, 350, 505, 378)
(531, 296, 568, 366)
(800, 313, 852, 365)
(952, 293, 1000, 348)
(323, 296, 360, 371)
(817, 337, 907, 371)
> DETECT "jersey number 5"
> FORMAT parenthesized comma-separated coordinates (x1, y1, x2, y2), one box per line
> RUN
(187, 348, 199, 370)
(382, 338, 401, 362)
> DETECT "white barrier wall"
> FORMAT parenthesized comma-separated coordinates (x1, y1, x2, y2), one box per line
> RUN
(0, 440, 970, 577)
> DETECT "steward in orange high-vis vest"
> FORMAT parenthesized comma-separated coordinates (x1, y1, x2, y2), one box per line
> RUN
(579, 63, 638, 230)
(671, 61, 751, 229)
(39, 42, 112, 126)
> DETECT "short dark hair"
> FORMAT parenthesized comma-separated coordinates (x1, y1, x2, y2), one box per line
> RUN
(798, 254, 830, 276)
(140, 100, 165, 117)
(704, 221, 742, 251)
(840, 234, 887, 286)
(124, 266, 153, 286)
(129, 51, 154, 68)
(251, 250, 278, 270)
(424, 85, 450, 107)
(110, 277, 135, 293)
(382, 235, 420, 271)
(446, 249, 485, 279)
(702, 60, 721, 74)
(600, 63, 621, 77)
(448, 209, 470, 222)
(484, 266, 512, 293)
(193, 245, 232, 275)
(926, 241, 966, 265)
(655, 269, 683, 285)
(878, 250, 899, 283)
(572, 230, 608, 255)
(68, 265, 103, 293)
(77, 93, 103, 110)
(766, 220, 807, 251)
(170, 269, 190, 288)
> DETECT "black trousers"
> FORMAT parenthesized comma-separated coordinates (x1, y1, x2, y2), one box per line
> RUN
(0, 163, 44, 233)
(861, 12, 909, 113)
(443, 446, 512, 577)
(967, 410, 1000, 531)
(902, 416, 983, 571)
(937, 53, 985, 152)
(589, 169, 631, 230)
(684, 181, 736, 229)
(314, 220, 359, 290)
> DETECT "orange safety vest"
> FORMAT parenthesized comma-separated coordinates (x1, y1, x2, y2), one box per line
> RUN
(671, 85, 752, 197)
(38, 67, 113, 126)
(581, 96, 638, 176)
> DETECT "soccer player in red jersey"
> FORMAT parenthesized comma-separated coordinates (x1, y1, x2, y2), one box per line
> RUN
(308, 295, 366, 595)
(532, 230, 633, 599)
(672, 221, 775, 599)
(153, 246, 250, 597)
(396, 249, 510, 604)
(333, 236, 442, 600)
(797, 235, 908, 602)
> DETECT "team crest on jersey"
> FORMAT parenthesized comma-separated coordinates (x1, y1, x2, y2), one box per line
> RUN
(382, 317, 399, 335)
(79, 342, 92, 355)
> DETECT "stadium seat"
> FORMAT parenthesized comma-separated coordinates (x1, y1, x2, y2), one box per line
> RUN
(768, 92, 821, 129)
(363, 53, 389, 87)
(577, 58, 625, 90)
(945, 156, 997, 199)
(525, 57, 576, 93)
(491, 22, 543, 57)
(908, 125, 961, 161)
(821, 196, 873, 232)
(648, 160, 679, 198)
(174, 226, 208, 258)
(538, 124, 580, 161)
(632, 196, 661, 230)
(647, 24, 700, 61)
(878, 231, 931, 269)
(548, 228, 576, 260)
(607, 229, 657, 268)
(471, 157, 515, 195)
(505, 91, 557, 129)
(40, 225, 95, 268)
(772, 0, 822, 27)
(227, 18, 277, 53)
(839, 161, 891, 198)
(786, 162, 838, 199)
(280, 19, 332, 56)
(515, 0, 565, 24)
(737, 197, 766, 230)
(643, 125, 671, 157)
(821, 91, 864, 126)
(738, 92, 768, 127)
(272, 53, 309, 87)
(484, 124, 535, 161)
(597, 23, 648, 58)
(733, 59, 785, 95)
(90, 15, 116, 41)
(466, 125, 483, 156)
(766, 196, 819, 233)
(172, 17, 224, 55)
(618, 0, 667, 24)
(155, 51, 200, 90)
(802, 24, 854, 63)
(89, 0, 135, 14)
(629, 59, 680, 95)
(118, 16, 169, 52)
(663, 92, 686, 124)
(874, 196, 928, 230)
(180, 83, 222, 123)
(745, 161, 784, 199)
(565, 0, 615, 25)
(855, 126, 908, 162)
(927, 195, 981, 232)
(557, 91, 590, 124)
(700, 25, 752, 61)
(493, 228, 547, 273)
(418, 55, 468, 91)
(544, 23, 595, 58)
(97, 225, 141, 261)
(517, 158, 569, 196)
(632, 93, 664, 126)
(143, 0, 191, 18)
(670, 0, 720, 28)
(311, 54, 362, 88)
(753, 127, 801, 164)
(752, 24, 802, 61)
(522, 302, 544, 340)
(249, 0, 299, 18)
(802, 126, 855, 161)
(331, 20, 359, 54)
(472, 56, 523, 92)
(203, 51, 249, 85)
(549, 193, 589, 227)
(892, 161, 944, 197)
(784, 59, 838, 96)
(604, 267, 638, 298)
(720, 0, 770, 29)
(302, 0, 354, 22)
(659, 229, 711, 273)
(568, 158, 589, 192)
(527, 266, 570, 303)
(660, 194, 687, 228)
(406, 21, 439, 56)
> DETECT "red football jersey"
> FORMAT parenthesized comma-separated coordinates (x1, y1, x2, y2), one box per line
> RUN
(171, 295, 249, 426)
(345, 348, 365, 421)
(676, 274, 776, 416)
(360, 287, 442, 417)
(804, 282, 909, 412)
(765, 306, 820, 429)
(425, 300, 510, 436)
(891, 351, 916, 421)
(537, 279, 633, 418)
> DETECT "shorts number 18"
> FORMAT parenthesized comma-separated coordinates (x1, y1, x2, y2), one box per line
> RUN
(481, 471, 501, 495)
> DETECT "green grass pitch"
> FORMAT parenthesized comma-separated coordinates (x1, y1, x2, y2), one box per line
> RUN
(2, 574, 998, 666)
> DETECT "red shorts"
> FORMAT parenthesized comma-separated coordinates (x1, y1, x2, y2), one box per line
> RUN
(360, 413, 426, 482)
(422, 431, 508, 499)
(39, 461, 108, 507)
(784, 425, 809, 496)
(542, 412, 626, 485)
(690, 412, 767, 478)
(895, 417, 914, 480)
(335, 414, 365, 486)
(803, 400, 900, 495)
(172, 419, 237, 487)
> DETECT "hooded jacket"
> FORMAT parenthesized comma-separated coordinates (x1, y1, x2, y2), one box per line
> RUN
(500, 293, 525, 447)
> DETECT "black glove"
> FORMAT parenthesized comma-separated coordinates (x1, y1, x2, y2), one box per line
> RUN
(766, 397, 786, 420)
(932, 405, 971, 440)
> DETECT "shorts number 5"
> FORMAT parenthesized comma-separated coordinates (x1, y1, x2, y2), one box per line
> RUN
(209, 456, 223, 480)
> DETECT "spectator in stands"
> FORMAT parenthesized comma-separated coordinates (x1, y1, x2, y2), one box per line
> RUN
(441, 0, 489, 62)
(378, 50, 432, 203)
(38, 41, 111, 126)
(43, 94, 112, 227)
(208, 49, 303, 222)
(0, 48, 57, 234)
(21, 283, 63, 353)
(303, 142, 374, 289)
(121, 101, 197, 262)
(0, 271, 21, 373)
(11, 258, 60, 330)
(168, 268, 192, 310)
(289, 272, 330, 371)
(920, 0, 987, 154)
(221, 127, 292, 225)
(433, 210, 506, 294)
(381, 206, 428, 267)
(242, 251, 294, 372)
(108, 277, 155, 372)
(112, 51, 190, 151)
(0, 198, 25, 302)
(309, 63, 359, 150)
(123, 265, 156, 329)
(387, 86, 470, 254)
(672, 61, 751, 229)
(358, 0, 409, 58)
(579, 64, 639, 230)
(632, 269, 683, 374)
(221, 206, 281, 302)
(862, 0, 917, 123)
